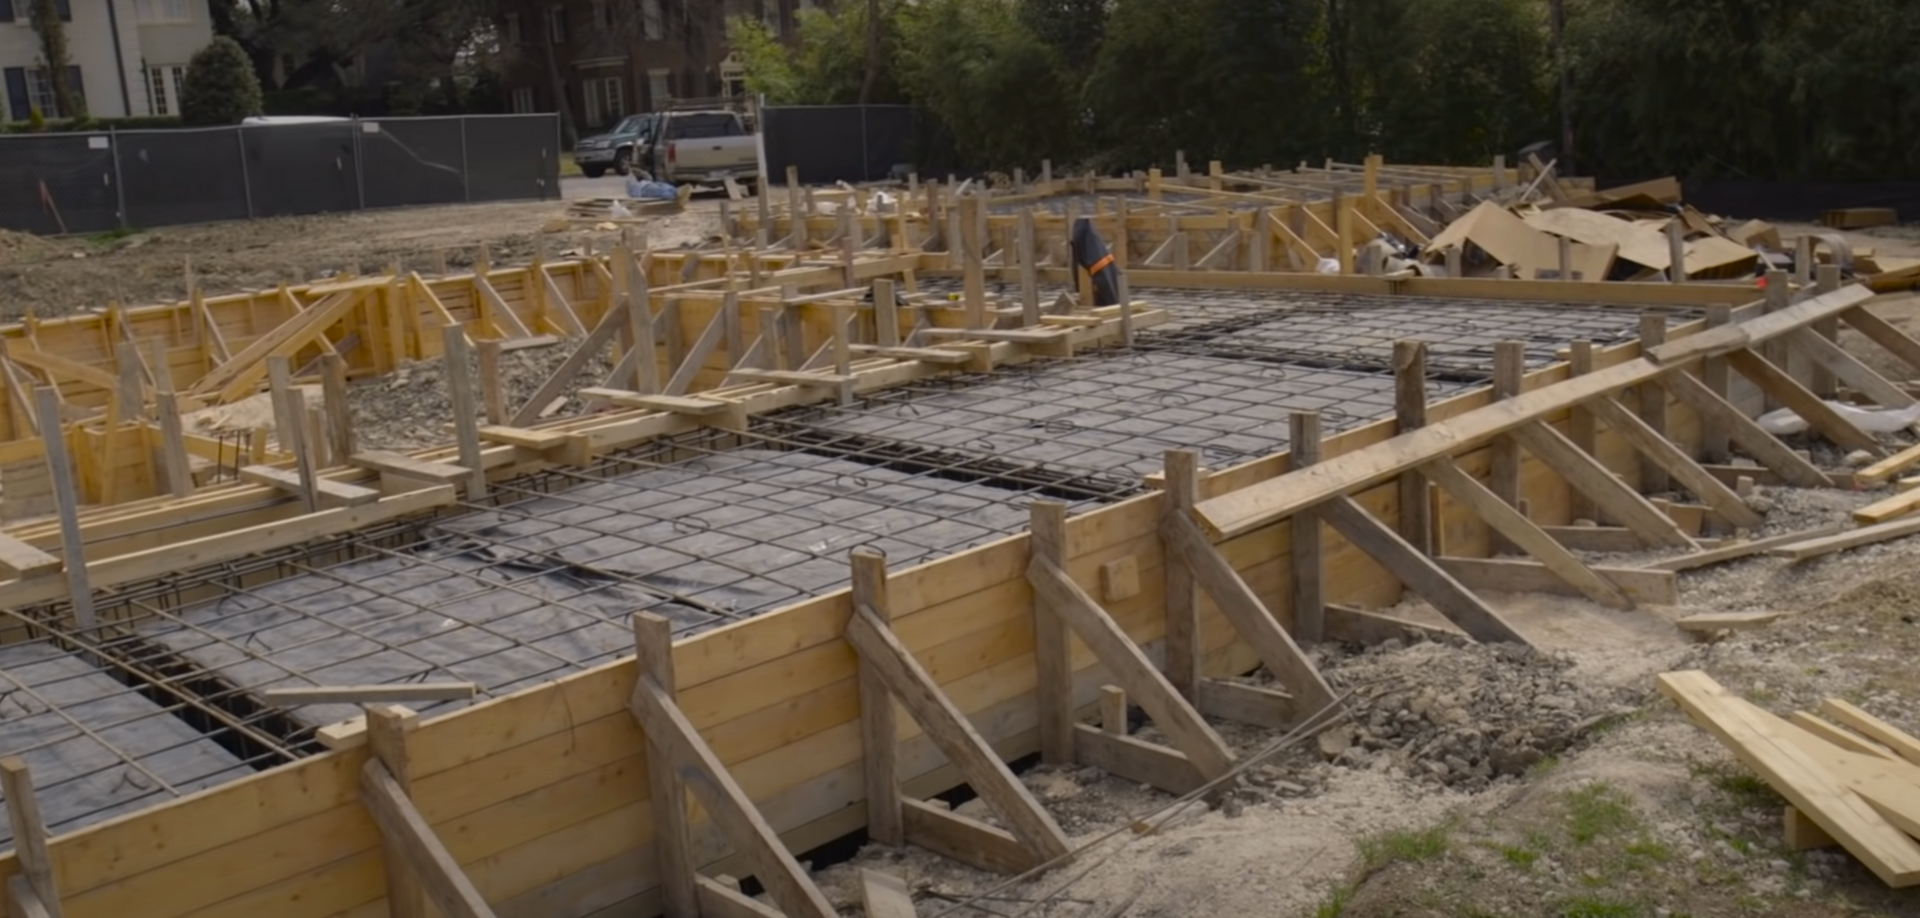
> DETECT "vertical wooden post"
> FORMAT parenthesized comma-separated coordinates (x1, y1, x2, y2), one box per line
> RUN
(1701, 305, 1732, 463)
(267, 356, 320, 513)
(831, 304, 854, 406)
(851, 549, 902, 847)
(1334, 192, 1354, 275)
(1490, 341, 1526, 550)
(365, 706, 425, 918)
(1248, 208, 1269, 273)
(1147, 167, 1162, 201)
(873, 279, 900, 348)
(150, 339, 193, 498)
(1557, 236, 1573, 281)
(634, 611, 700, 918)
(960, 195, 987, 330)
(1444, 244, 1462, 278)
(440, 325, 487, 499)
(35, 391, 93, 628)
(760, 306, 787, 371)
(1762, 269, 1790, 411)
(1491, 154, 1507, 190)
(320, 353, 354, 464)
(1115, 270, 1134, 349)
(1567, 340, 1598, 521)
(1666, 220, 1687, 284)
(1290, 412, 1324, 644)
(1394, 341, 1431, 553)
(2, 758, 64, 918)
(1638, 314, 1671, 493)
(626, 255, 659, 394)
(1028, 501, 1075, 765)
(1794, 235, 1814, 287)
(1161, 451, 1201, 703)
(476, 340, 506, 426)
(1018, 209, 1040, 326)
(786, 166, 805, 246)
(1811, 265, 1842, 397)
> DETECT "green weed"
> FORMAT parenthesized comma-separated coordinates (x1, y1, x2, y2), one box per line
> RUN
(1559, 896, 1637, 918)
(1359, 824, 1451, 868)
(1564, 783, 1639, 844)
(1500, 845, 1539, 869)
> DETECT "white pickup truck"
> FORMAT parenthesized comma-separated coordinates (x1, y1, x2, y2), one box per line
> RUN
(653, 110, 759, 188)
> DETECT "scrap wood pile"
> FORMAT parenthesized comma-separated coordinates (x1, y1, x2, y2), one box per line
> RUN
(1411, 175, 1920, 291)
(1658, 671, 1920, 888)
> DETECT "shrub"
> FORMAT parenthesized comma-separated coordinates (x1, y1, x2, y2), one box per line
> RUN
(179, 36, 263, 126)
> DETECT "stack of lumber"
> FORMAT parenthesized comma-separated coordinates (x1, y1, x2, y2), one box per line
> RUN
(1658, 671, 1920, 888)
(564, 189, 692, 221)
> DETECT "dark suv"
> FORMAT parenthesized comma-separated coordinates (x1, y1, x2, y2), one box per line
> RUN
(572, 113, 656, 178)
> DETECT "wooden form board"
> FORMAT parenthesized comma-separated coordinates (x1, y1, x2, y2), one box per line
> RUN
(0, 319, 1734, 918)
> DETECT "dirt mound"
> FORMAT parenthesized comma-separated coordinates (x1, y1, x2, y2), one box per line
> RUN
(1315, 640, 1642, 791)
(0, 230, 62, 267)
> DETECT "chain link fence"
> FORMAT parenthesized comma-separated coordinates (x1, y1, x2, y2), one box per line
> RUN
(0, 114, 562, 236)
(760, 105, 927, 185)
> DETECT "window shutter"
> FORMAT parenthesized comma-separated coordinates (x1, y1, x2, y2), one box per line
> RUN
(54, 0, 70, 20)
(4, 69, 27, 122)
(66, 65, 83, 114)
(0, 1, 15, 24)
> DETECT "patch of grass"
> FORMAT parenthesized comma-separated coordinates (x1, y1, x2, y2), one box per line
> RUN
(1559, 896, 1638, 918)
(1564, 783, 1640, 845)
(1622, 837, 1671, 867)
(1313, 884, 1352, 918)
(86, 226, 138, 244)
(1529, 754, 1562, 776)
(558, 158, 585, 177)
(1359, 824, 1452, 869)
(1500, 844, 1539, 869)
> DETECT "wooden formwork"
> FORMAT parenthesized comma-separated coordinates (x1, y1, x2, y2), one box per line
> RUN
(0, 258, 1914, 918)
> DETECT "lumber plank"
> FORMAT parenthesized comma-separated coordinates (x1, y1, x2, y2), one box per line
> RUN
(631, 614, 699, 918)
(1028, 504, 1075, 765)
(1585, 397, 1765, 530)
(847, 344, 972, 365)
(1674, 611, 1784, 634)
(1161, 452, 1202, 702)
(1840, 305, 1920, 376)
(8, 877, 54, 918)
(1, 758, 63, 918)
(348, 451, 472, 485)
(1784, 327, 1916, 409)
(1437, 558, 1676, 605)
(1658, 371, 1833, 489)
(1642, 526, 1844, 572)
(366, 705, 426, 918)
(1420, 457, 1631, 609)
(1196, 679, 1293, 730)
(696, 877, 784, 918)
(1855, 441, 1920, 488)
(1160, 512, 1337, 712)
(509, 296, 630, 426)
(859, 869, 919, 918)
(629, 678, 837, 918)
(1771, 516, 1920, 562)
(1819, 699, 1920, 767)
(1290, 415, 1329, 640)
(1775, 717, 1920, 840)
(1725, 349, 1880, 454)
(0, 532, 60, 579)
(1789, 712, 1895, 759)
(239, 465, 382, 507)
(1316, 496, 1529, 645)
(1323, 604, 1463, 644)
(852, 551, 902, 849)
(900, 800, 1034, 875)
(1025, 556, 1236, 779)
(1645, 284, 1872, 364)
(5, 342, 118, 393)
(1854, 488, 1920, 525)
(1540, 526, 1643, 553)
(1784, 806, 1838, 851)
(477, 426, 569, 451)
(845, 603, 1072, 861)
(1193, 356, 1665, 539)
(359, 762, 499, 918)
(210, 290, 366, 403)
(262, 684, 478, 705)
(1071, 724, 1205, 796)
(578, 389, 734, 416)
(1509, 421, 1698, 549)
(1655, 670, 1920, 888)
(725, 368, 854, 388)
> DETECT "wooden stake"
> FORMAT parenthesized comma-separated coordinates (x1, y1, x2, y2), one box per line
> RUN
(960, 195, 986, 329)
(625, 253, 659, 394)
(365, 705, 427, 918)
(440, 326, 487, 499)
(1666, 220, 1686, 283)
(476, 340, 506, 426)
(632, 612, 700, 918)
(1, 758, 64, 918)
(320, 353, 354, 464)
(1028, 501, 1076, 765)
(1018, 209, 1040, 325)
(1567, 339, 1597, 521)
(1490, 341, 1525, 551)
(1638, 314, 1671, 493)
(1810, 264, 1843, 397)
(1284, 411, 1328, 643)
(1161, 451, 1201, 702)
(267, 356, 320, 513)
(852, 549, 902, 848)
(1701, 305, 1732, 462)
(873, 279, 900, 348)
(1394, 341, 1431, 553)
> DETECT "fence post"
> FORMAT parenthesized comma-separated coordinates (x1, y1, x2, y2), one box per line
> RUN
(109, 126, 129, 230)
(859, 105, 870, 184)
(460, 116, 472, 203)
(236, 126, 255, 220)
(351, 116, 367, 211)
(553, 112, 563, 200)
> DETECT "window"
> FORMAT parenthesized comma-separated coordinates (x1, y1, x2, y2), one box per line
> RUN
(591, 0, 614, 28)
(510, 87, 535, 114)
(641, 0, 662, 40)
(134, 0, 192, 23)
(549, 5, 566, 42)
(0, 0, 71, 22)
(646, 68, 669, 108)
(503, 12, 521, 43)
(143, 65, 184, 116)
(5, 66, 83, 120)
(602, 77, 623, 120)
(583, 79, 602, 126)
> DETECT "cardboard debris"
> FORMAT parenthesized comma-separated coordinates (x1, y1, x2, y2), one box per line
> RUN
(1546, 176, 1683, 211)
(1426, 201, 1616, 281)
(1823, 208, 1897, 230)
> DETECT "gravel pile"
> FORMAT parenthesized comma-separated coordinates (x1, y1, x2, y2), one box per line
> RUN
(348, 339, 617, 450)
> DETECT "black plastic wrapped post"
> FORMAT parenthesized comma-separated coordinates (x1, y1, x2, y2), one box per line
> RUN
(1070, 217, 1122, 308)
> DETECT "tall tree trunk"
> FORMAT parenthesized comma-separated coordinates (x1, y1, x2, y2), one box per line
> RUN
(28, 0, 81, 119)
(541, 6, 580, 145)
(859, 0, 881, 104)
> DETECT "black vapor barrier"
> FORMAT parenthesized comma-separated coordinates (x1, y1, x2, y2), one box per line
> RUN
(0, 114, 560, 235)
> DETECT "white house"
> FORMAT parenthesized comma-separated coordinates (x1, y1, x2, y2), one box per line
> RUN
(0, 0, 214, 121)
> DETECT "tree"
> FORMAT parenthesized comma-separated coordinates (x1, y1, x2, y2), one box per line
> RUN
(727, 16, 802, 103)
(27, 0, 81, 120)
(896, 0, 1079, 169)
(181, 36, 265, 124)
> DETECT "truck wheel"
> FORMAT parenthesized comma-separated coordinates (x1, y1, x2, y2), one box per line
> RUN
(581, 165, 607, 178)
(612, 150, 632, 176)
